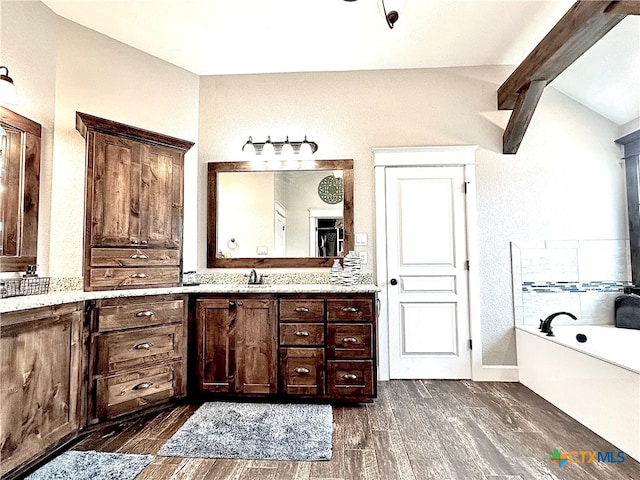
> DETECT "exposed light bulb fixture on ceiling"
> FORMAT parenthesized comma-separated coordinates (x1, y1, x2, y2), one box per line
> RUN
(241, 136, 318, 158)
(0, 66, 18, 104)
(378, 0, 404, 29)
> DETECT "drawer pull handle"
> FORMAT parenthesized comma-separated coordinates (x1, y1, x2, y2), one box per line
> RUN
(132, 382, 153, 390)
(130, 254, 149, 259)
(294, 367, 311, 375)
(342, 337, 358, 343)
(130, 273, 148, 279)
(294, 307, 310, 313)
(135, 310, 155, 317)
(133, 342, 154, 350)
(342, 307, 358, 313)
(294, 331, 310, 337)
(342, 374, 358, 381)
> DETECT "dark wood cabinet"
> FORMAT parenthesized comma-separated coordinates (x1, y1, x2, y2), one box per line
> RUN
(194, 296, 277, 396)
(193, 292, 377, 403)
(76, 112, 194, 291)
(88, 295, 187, 423)
(0, 303, 84, 479)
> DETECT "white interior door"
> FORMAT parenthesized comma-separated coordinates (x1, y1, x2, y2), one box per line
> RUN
(385, 166, 471, 379)
(274, 204, 286, 256)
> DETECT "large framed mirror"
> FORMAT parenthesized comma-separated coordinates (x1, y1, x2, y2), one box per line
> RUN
(0, 107, 41, 272)
(207, 159, 354, 268)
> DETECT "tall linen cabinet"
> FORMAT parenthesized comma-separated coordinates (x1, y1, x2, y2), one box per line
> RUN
(76, 112, 194, 291)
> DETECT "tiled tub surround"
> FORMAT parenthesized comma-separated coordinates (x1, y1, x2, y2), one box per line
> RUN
(511, 240, 632, 326)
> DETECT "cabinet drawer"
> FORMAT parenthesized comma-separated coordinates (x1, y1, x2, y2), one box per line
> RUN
(327, 324, 372, 358)
(91, 248, 180, 267)
(97, 299, 185, 332)
(95, 324, 184, 374)
(95, 362, 183, 420)
(279, 299, 325, 321)
(89, 267, 180, 290)
(279, 323, 325, 346)
(327, 299, 373, 322)
(327, 360, 374, 398)
(279, 348, 324, 396)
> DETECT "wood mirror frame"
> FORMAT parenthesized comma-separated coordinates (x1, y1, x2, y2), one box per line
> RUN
(0, 107, 41, 272)
(207, 159, 354, 268)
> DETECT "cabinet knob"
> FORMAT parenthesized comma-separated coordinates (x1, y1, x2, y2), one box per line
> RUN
(130, 273, 148, 279)
(342, 337, 358, 344)
(132, 382, 153, 390)
(294, 367, 311, 375)
(133, 342, 154, 350)
(294, 331, 310, 337)
(390, 278, 398, 286)
(342, 307, 358, 313)
(135, 310, 154, 317)
(140, 240, 148, 245)
(342, 374, 358, 381)
(294, 307, 310, 313)
(130, 254, 149, 260)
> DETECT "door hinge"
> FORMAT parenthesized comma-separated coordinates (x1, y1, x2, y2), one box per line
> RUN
(464, 260, 470, 271)
(463, 181, 470, 194)
(469, 339, 473, 350)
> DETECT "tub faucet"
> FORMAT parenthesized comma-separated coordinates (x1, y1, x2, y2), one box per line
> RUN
(540, 311, 577, 336)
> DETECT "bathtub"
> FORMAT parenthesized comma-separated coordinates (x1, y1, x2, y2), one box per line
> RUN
(516, 325, 640, 462)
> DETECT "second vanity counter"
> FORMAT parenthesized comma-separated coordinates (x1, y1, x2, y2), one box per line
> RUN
(0, 283, 380, 314)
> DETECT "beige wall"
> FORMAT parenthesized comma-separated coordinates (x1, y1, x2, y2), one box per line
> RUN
(1, 1, 200, 278)
(1, 2, 628, 367)
(198, 69, 626, 365)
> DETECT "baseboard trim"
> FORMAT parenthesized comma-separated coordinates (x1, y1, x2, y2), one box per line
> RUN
(473, 365, 519, 382)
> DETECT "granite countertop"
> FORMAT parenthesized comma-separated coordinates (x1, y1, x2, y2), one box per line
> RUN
(0, 283, 380, 314)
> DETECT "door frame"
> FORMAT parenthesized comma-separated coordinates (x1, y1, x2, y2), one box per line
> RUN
(374, 146, 482, 381)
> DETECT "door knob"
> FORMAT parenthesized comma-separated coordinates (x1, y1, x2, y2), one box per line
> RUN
(390, 278, 398, 286)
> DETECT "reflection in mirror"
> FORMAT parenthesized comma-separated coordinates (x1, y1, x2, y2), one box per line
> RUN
(217, 170, 343, 258)
(0, 107, 41, 272)
(208, 160, 353, 268)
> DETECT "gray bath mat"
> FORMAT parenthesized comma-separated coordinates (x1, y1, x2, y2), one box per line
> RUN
(158, 402, 333, 461)
(25, 450, 152, 480)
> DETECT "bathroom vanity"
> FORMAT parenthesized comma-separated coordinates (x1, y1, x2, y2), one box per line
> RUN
(0, 284, 378, 479)
(0, 111, 377, 479)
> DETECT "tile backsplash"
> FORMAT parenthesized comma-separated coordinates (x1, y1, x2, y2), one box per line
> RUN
(511, 240, 632, 326)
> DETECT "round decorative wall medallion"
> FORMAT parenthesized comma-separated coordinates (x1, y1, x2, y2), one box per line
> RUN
(318, 175, 343, 204)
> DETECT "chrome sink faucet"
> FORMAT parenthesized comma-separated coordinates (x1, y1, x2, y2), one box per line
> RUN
(247, 269, 266, 285)
(539, 311, 577, 336)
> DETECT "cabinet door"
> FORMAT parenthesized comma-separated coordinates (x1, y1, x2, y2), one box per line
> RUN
(91, 133, 141, 246)
(140, 145, 183, 248)
(0, 304, 83, 478)
(195, 298, 236, 393)
(236, 298, 277, 394)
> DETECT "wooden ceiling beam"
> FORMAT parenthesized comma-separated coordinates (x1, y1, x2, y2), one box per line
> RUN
(498, 1, 627, 111)
(606, 1, 640, 15)
(498, 1, 633, 154)
(503, 81, 547, 155)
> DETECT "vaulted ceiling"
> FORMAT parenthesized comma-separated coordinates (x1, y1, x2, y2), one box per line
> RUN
(41, 0, 639, 127)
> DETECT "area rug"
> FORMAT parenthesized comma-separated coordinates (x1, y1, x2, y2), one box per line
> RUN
(25, 450, 152, 480)
(158, 402, 333, 461)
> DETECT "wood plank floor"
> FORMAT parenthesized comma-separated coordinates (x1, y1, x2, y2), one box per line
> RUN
(73, 381, 640, 480)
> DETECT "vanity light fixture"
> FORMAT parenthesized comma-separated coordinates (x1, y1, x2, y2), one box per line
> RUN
(0, 66, 18, 104)
(241, 136, 318, 156)
(242, 136, 256, 156)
